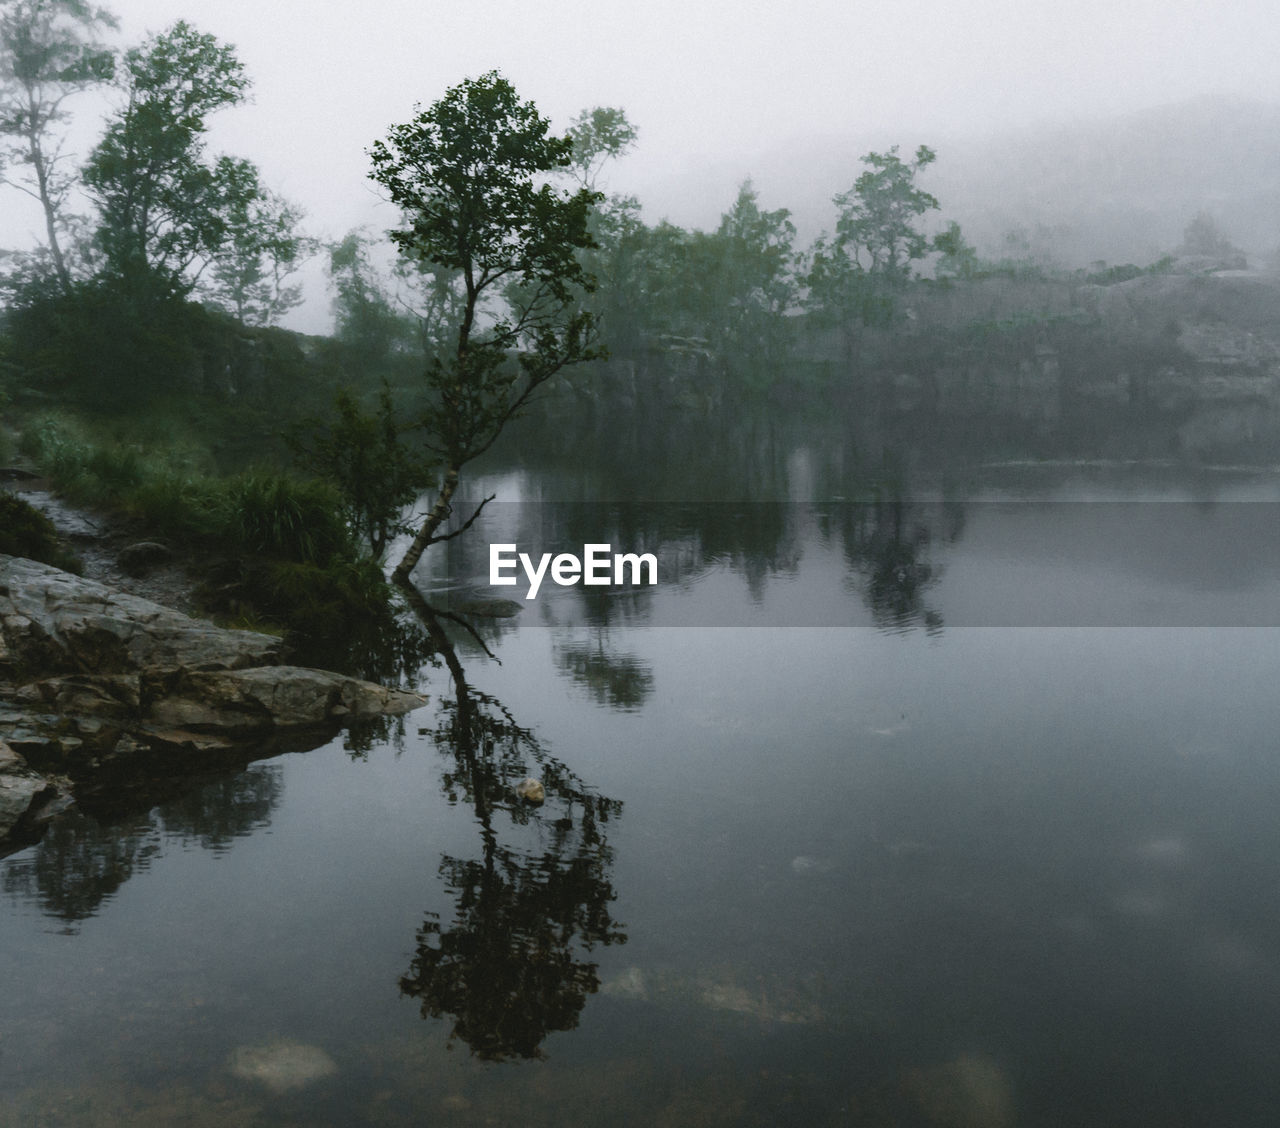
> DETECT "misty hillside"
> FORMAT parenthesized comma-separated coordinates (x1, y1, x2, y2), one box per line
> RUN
(633, 95, 1280, 271)
(936, 95, 1280, 267)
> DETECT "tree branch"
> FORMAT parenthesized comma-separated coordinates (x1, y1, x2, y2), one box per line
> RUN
(426, 492, 497, 545)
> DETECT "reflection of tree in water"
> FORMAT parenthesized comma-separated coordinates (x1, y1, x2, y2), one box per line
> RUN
(837, 500, 963, 634)
(158, 767, 283, 852)
(2, 811, 162, 933)
(553, 636, 654, 712)
(398, 594, 626, 1060)
(1, 766, 282, 930)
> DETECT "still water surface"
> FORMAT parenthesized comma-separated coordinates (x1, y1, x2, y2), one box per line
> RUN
(3, 456, 1280, 1126)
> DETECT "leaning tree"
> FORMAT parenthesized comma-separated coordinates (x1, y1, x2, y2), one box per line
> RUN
(368, 70, 601, 585)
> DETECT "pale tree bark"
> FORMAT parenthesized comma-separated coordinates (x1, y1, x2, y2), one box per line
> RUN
(392, 464, 459, 584)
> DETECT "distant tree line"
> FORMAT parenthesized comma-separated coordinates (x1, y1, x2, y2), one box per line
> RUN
(0, 2, 315, 412)
(0, 6, 1243, 589)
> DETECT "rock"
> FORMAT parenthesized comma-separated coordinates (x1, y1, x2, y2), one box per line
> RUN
(0, 556, 429, 839)
(601, 966, 648, 1000)
(905, 1053, 1015, 1128)
(116, 541, 172, 577)
(515, 777, 545, 804)
(145, 666, 427, 734)
(228, 1039, 337, 1094)
(0, 554, 281, 677)
(0, 738, 53, 838)
(13, 674, 141, 719)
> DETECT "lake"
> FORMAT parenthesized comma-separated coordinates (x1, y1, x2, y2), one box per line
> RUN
(3, 438, 1280, 1126)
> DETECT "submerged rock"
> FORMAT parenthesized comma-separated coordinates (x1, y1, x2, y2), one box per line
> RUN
(228, 1039, 337, 1094)
(905, 1053, 1015, 1128)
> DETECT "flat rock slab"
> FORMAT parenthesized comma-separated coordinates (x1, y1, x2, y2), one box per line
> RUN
(0, 554, 281, 677)
(147, 666, 428, 733)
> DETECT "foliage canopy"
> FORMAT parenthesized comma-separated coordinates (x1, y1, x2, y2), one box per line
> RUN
(368, 70, 602, 581)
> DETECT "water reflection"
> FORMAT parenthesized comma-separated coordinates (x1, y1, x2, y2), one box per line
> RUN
(399, 595, 626, 1060)
(553, 636, 654, 711)
(834, 499, 961, 634)
(2, 765, 282, 931)
(435, 492, 959, 634)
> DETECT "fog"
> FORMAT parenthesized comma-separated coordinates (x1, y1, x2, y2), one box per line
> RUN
(3, 0, 1279, 332)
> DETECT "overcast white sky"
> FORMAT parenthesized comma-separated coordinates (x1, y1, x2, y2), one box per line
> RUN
(10, 0, 1280, 330)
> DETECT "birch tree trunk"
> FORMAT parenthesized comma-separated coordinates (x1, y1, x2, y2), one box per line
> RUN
(392, 464, 460, 585)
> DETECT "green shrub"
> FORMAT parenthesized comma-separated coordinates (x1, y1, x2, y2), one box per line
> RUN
(5, 283, 200, 411)
(0, 493, 82, 572)
(197, 555, 409, 678)
(218, 472, 352, 563)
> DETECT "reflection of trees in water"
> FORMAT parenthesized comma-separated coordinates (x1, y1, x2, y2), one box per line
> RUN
(836, 500, 963, 634)
(2, 811, 162, 933)
(403, 836, 625, 1061)
(158, 767, 283, 852)
(553, 636, 654, 711)
(399, 595, 626, 1060)
(2, 766, 282, 930)
(436, 486, 965, 633)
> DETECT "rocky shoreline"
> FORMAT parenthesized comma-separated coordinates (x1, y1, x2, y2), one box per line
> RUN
(0, 553, 427, 848)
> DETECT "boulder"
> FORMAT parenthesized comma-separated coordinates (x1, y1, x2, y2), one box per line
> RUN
(0, 555, 281, 677)
(116, 541, 173, 577)
(0, 739, 53, 839)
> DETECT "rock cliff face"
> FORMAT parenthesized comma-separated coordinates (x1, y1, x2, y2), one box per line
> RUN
(0, 555, 427, 844)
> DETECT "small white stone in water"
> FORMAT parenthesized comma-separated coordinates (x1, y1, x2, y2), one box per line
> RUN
(515, 777, 545, 804)
(229, 1039, 337, 1094)
(790, 855, 833, 874)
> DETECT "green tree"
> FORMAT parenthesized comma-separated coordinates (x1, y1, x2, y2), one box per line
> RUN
(835, 144, 938, 283)
(204, 167, 313, 326)
(561, 106, 643, 353)
(566, 105, 637, 190)
(368, 70, 601, 585)
(707, 179, 796, 379)
(807, 144, 940, 332)
(1179, 210, 1243, 261)
(0, 0, 116, 291)
(291, 382, 425, 560)
(932, 219, 979, 281)
(82, 20, 254, 306)
(326, 229, 416, 363)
